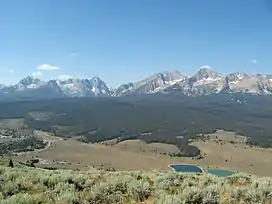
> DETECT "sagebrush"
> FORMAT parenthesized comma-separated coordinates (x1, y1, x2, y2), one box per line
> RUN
(0, 166, 271, 204)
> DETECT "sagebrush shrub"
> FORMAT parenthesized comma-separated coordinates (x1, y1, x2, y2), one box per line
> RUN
(127, 179, 152, 201)
(1, 181, 19, 197)
(0, 193, 45, 204)
(155, 193, 183, 204)
(0, 165, 272, 204)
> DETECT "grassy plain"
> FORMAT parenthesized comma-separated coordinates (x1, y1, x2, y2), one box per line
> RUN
(109, 139, 180, 155)
(8, 130, 272, 177)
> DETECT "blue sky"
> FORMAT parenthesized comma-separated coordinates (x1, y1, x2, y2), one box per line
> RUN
(0, 0, 272, 87)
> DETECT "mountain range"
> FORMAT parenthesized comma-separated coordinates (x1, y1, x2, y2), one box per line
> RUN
(1, 66, 272, 100)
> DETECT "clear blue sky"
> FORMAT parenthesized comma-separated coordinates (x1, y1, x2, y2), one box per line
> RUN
(0, 0, 272, 87)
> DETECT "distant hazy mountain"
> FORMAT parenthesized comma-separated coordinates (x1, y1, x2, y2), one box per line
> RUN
(114, 70, 186, 96)
(116, 67, 272, 96)
(1, 67, 272, 100)
(0, 76, 111, 100)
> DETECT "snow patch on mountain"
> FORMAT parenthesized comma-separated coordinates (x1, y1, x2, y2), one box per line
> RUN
(193, 77, 222, 86)
(1, 67, 272, 98)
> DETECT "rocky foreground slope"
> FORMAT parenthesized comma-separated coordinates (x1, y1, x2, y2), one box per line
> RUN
(0, 163, 271, 204)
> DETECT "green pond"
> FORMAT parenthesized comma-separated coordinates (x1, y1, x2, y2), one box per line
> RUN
(207, 169, 235, 177)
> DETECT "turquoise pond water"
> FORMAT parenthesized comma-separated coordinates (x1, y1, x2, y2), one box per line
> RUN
(207, 169, 235, 177)
(169, 164, 203, 173)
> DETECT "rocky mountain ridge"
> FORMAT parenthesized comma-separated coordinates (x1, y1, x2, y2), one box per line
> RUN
(115, 66, 272, 96)
(1, 66, 272, 99)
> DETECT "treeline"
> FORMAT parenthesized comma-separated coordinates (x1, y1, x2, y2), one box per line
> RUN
(0, 136, 47, 155)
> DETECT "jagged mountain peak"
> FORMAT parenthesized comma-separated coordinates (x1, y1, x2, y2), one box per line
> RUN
(161, 70, 182, 75)
(188, 67, 223, 85)
(18, 76, 42, 86)
(58, 77, 110, 96)
(0, 76, 111, 98)
(113, 68, 272, 97)
(91, 76, 102, 80)
(1, 68, 272, 99)
(14, 76, 44, 91)
(123, 70, 187, 95)
(199, 65, 213, 70)
(90, 76, 105, 84)
(161, 70, 186, 80)
(198, 66, 218, 74)
(142, 70, 185, 82)
(195, 66, 221, 78)
(227, 72, 247, 82)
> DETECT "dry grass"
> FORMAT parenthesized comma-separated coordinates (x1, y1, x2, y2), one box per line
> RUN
(10, 131, 272, 177)
(113, 140, 180, 155)
(191, 131, 272, 177)
(204, 130, 248, 144)
(17, 139, 175, 171)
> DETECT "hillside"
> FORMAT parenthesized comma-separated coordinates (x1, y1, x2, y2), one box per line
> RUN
(0, 163, 271, 204)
